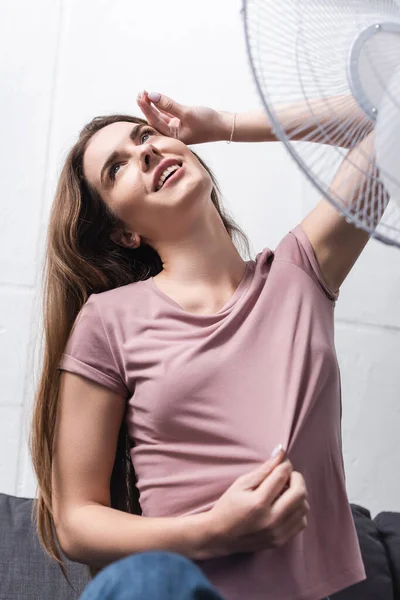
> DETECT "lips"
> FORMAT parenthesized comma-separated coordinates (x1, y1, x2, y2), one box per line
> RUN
(153, 158, 182, 192)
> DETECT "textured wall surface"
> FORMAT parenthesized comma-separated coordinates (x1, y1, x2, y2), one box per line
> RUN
(0, 0, 399, 518)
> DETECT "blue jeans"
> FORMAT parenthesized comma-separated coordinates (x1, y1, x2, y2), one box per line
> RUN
(79, 550, 331, 600)
(79, 551, 225, 599)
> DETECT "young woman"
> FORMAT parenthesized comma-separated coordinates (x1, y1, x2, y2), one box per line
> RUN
(30, 90, 379, 600)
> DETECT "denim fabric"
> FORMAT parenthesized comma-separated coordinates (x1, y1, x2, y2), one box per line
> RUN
(79, 551, 225, 600)
(79, 550, 332, 600)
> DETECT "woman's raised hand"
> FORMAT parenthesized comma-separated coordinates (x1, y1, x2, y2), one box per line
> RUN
(205, 449, 310, 557)
(136, 90, 230, 145)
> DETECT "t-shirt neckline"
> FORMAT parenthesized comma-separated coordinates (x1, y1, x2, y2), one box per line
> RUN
(147, 261, 254, 318)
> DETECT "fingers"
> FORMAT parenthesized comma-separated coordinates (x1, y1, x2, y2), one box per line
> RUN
(238, 451, 287, 491)
(276, 504, 308, 546)
(238, 502, 309, 553)
(137, 91, 183, 140)
(268, 471, 308, 522)
(137, 90, 185, 120)
(145, 93, 175, 119)
(274, 493, 309, 531)
(253, 460, 293, 502)
(146, 91, 186, 118)
(136, 93, 170, 128)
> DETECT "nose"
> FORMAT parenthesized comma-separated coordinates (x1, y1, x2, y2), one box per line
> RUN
(139, 143, 163, 191)
(140, 143, 162, 170)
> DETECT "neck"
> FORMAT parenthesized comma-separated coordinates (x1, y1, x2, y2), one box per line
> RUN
(151, 213, 247, 296)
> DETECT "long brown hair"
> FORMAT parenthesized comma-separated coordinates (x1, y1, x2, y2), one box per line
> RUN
(29, 114, 251, 590)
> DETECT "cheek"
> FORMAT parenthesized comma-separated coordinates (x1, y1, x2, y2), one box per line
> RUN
(113, 174, 145, 217)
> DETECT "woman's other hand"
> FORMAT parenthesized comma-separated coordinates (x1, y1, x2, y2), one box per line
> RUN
(136, 90, 230, 145)
(205, 448, 310, 557)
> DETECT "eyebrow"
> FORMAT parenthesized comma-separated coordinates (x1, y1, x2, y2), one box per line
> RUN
(99, 124, 145, 187)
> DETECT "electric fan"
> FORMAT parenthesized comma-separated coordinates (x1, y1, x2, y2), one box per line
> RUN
(242, 0, 400, 248)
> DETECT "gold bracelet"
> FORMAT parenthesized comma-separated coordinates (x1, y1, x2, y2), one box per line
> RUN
(226, 113, 236, 144)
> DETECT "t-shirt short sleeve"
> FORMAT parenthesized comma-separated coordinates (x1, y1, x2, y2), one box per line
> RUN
(58, 295, 129, 397)
(274, 223, 340, 304)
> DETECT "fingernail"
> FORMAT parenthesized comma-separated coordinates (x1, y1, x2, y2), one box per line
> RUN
(270, 444, 284, 459)
(148, 92, 161, 102)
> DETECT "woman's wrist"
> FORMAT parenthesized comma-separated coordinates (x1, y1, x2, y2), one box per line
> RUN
(217, 111, 236, 142)
(217, 109, 275, 143)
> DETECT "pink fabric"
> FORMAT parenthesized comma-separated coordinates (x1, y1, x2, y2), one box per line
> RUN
(59, 224, 366, 600)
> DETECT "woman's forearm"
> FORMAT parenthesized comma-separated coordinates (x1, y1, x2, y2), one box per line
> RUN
(60, 503, 216, 568)
(219, 94, 373, 148)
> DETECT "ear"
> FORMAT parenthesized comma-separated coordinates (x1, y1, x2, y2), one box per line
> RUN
(110, 228, 140, 249)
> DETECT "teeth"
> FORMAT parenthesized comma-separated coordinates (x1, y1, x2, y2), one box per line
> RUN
(156, 164, 180, 191)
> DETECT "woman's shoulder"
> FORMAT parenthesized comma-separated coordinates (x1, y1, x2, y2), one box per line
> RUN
(86, 278, 151, 322)
(93, 278, 148, 304)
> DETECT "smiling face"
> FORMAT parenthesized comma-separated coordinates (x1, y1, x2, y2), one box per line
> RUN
(82, 121, 213, 249)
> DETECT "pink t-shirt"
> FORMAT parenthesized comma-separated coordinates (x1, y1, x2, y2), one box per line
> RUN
(59, 224, 366, 600)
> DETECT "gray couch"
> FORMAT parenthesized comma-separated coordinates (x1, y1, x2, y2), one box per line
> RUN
(1, 492, 399, 599)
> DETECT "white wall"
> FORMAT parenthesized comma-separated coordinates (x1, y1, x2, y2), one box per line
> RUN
(0, 0, 399, 518)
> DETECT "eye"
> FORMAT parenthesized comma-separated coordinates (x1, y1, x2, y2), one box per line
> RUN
(109, 163, 121, 181)
(140, 127, 155, 143)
